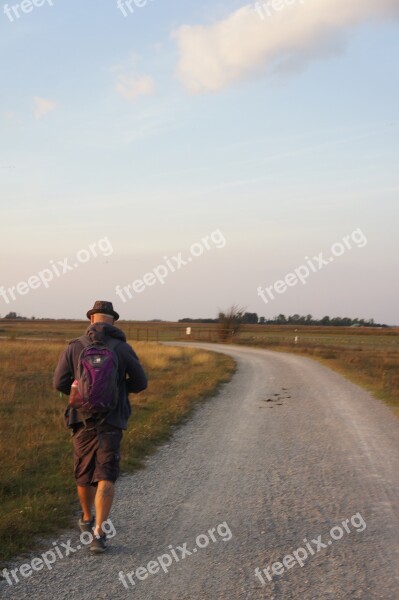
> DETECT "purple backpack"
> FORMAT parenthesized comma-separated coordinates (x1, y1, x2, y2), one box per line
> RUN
(75, 337, 121, 413)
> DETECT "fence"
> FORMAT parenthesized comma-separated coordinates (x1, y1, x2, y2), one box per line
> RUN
(125, 327, 236, 343)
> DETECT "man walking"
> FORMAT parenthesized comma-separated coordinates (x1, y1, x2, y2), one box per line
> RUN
(53, 301, 147, 553)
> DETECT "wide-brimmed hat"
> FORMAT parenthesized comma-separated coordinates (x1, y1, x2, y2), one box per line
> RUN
(86, 300, 119, 321)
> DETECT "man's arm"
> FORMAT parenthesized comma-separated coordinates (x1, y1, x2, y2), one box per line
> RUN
(53, 346, 74, 395)
(124, 344, 148, 393)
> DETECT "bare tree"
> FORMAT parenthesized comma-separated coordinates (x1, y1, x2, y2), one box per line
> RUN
(217, 305, 245, 342)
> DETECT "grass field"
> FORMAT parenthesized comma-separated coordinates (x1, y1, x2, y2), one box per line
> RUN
(233, 325, 399, 415)
(1, 319, 398, 564)
(0, 336, 235, 564)
(1, 320, 397, 413)
(1, 320, 398, 412)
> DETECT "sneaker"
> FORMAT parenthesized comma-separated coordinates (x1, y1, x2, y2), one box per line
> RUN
(90, 533, 107, 554)
(78, 514, 95, 534)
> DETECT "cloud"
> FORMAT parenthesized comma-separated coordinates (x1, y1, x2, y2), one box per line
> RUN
(173, 0, 399, 93)
(33, 97, 57, 120)
(116, 74, 156, 101)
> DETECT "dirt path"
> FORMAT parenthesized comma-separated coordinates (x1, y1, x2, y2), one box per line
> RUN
(2, 344, 399, 599)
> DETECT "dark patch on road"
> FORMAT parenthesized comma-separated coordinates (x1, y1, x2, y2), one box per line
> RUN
(262, 387, 293, 407)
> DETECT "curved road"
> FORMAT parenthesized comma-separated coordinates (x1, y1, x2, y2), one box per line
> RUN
(2, 343, 399, 599)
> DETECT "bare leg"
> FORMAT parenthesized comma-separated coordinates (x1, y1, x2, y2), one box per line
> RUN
(77, 485, 96, 522)
(94, 480, 115, 536)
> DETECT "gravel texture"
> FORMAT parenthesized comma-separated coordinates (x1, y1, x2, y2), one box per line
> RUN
(2, 343, 399, 600)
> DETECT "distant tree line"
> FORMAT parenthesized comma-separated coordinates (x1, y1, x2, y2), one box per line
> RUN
(1, 312, 387, 327)
(262, 314, 387, 327)
(179, 318, 218, 324)
(179, 313, 387, 327)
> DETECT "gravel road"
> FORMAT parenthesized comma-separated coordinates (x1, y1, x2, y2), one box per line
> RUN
(2, 343, 399, 600)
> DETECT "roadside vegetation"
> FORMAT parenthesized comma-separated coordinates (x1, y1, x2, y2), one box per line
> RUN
(235, 327, 399, 415)
(1, 319, 398, 563)
(0, 338, 235, 564)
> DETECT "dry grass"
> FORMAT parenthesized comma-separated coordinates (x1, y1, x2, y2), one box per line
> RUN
(241, 338, 399, 415)
(0, 339, 235, 564)
(2, 321, 397, 563)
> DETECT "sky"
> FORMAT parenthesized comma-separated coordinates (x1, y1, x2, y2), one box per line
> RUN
(0, 0, 398, 323)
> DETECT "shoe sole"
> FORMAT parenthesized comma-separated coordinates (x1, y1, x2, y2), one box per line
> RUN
(90, 546, 107, 554)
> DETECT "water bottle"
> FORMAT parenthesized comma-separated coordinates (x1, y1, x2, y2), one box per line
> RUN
(69, 380, 82, 408)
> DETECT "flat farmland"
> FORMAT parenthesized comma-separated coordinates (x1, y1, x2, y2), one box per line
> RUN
(1, 319, 398, 413)
(0, 332, 235, 563)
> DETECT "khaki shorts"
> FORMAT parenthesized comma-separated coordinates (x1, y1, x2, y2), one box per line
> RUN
(72, 420, 123, 486)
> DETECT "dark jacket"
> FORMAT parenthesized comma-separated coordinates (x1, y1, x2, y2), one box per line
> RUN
(53, 323, 147, 430)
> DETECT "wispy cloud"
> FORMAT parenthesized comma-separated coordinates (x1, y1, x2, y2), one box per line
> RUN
(33, 97, 57, 120)
(116, 74, 156, 102)
(173, 0, 399, 93)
